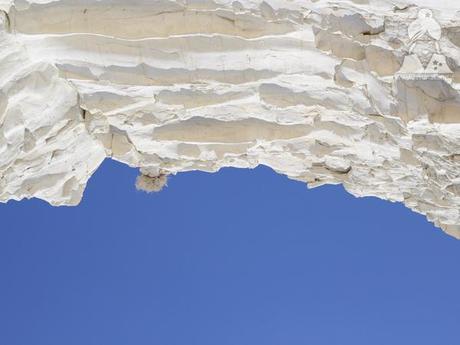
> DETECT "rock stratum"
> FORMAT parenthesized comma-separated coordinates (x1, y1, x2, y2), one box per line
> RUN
(0, 0, 460, 237)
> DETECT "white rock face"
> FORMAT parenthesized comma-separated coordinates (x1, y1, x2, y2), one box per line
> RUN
(1, 0, 460, 237)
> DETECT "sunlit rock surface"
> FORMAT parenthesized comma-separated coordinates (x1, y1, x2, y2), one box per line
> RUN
(1, 0, 460, 238)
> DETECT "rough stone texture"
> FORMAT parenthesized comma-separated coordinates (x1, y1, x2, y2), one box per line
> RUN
(1, 0, 460, 238)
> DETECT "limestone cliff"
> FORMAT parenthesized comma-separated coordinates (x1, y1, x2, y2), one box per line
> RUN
(1, 0, 460, 237)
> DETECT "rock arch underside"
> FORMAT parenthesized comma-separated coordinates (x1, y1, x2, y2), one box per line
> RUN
(1, 0, 460, 237)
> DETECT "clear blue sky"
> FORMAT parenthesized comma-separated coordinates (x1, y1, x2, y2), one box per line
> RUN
(1, 159, 459, 345)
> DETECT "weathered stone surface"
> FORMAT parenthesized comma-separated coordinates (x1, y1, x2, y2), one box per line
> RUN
(1, 0, 460, 237)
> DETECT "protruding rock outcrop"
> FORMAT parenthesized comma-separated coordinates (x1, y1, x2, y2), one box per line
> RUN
(1, 0, 460, 238)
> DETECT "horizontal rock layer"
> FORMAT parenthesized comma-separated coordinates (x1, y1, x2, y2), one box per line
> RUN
(1, 0, 460, 238)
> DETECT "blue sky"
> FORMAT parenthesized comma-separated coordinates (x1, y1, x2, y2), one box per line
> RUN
(1, 159, 459, 345)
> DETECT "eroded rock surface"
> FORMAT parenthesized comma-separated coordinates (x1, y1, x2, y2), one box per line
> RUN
(1, 0, 460, 238)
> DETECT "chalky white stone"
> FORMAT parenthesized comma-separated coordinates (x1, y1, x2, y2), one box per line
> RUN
(1, 0, 460, 237)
